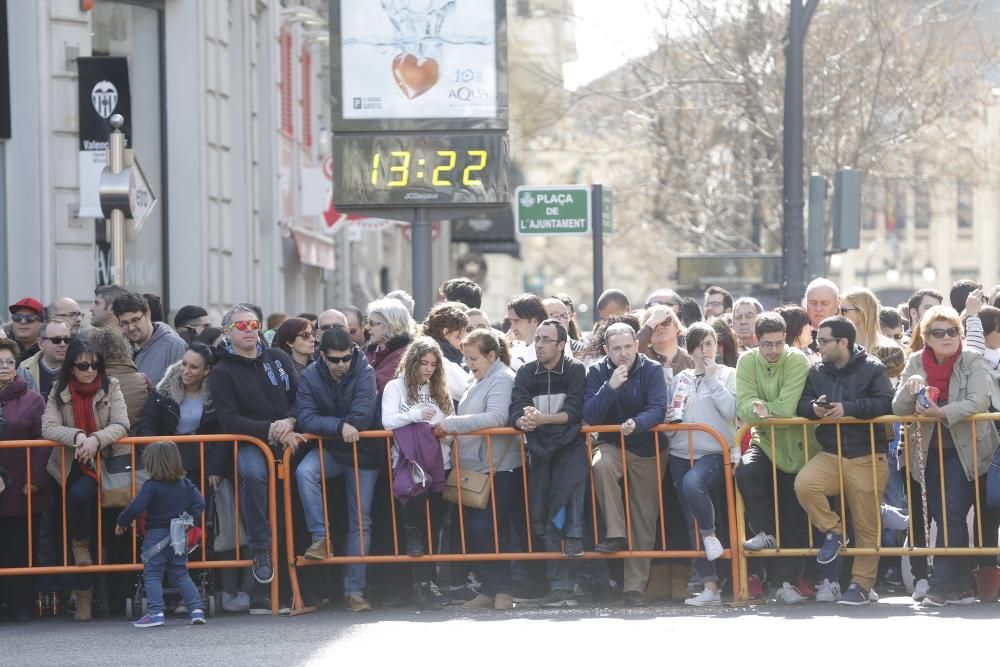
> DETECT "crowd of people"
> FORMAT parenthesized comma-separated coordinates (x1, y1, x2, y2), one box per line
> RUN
(0, 275, 998, 624)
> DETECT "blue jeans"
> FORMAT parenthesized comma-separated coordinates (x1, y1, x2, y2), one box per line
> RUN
(465, 470, 520, 597)
(543, 483, 585, 591)
(669, 454, 724, 583)
(67, 473, 98, 541)
(925, 447, 974, 588)
(296, 447, 378, 594)
(142, 528, 203, 615)
(237, 444, 271, 552)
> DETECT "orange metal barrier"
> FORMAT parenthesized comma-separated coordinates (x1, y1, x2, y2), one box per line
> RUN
(282, 423, 742, 613)
(734, 414, 1000, 602)
(0, 434, 280, 615)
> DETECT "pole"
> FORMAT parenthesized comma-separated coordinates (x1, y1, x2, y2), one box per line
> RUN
(411, 207, 433, 320)
(806, 174, 827, 281)
(781, 0, 819, 302)
(108, 114, 126, 286)
(591, 184, 603, 316)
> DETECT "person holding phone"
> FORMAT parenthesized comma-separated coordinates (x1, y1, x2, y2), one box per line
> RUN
(794, 316, 894, 606)
(892, 305, 999, 607)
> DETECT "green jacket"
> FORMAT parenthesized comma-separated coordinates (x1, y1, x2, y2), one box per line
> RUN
(736, 346, 816, 473)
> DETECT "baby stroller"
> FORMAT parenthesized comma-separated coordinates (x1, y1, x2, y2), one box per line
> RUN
(125, 493, 219, 620)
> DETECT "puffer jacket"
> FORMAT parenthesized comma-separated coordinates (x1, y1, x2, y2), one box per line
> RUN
(892, 349, 999, 482)
(42, 376, 130, 485)
(797, 346, 894, 458)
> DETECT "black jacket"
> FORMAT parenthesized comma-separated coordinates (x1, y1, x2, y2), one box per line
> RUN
(139, 361, 226, 478)
(296, 346, 381, 469)
(208, 341, 299, 446)
(510, 352, 588, 536)
(797, 346, 894, 458)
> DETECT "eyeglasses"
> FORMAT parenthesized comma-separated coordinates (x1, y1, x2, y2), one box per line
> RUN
(927, 327, 960, 339)
(0, 359, 16, 367)
(758, 340, 786, 350)
(324, 353, 352, 365)
(42, 336, 74, 346)
(839, 306, 860, 315)
(704, 300, 725, 309)
(534, 336, 557, 345)
(815, 337, 842, 347)
(548, 313, 570, 322)
(295, 331, 315, 341)
(54, 311, 84, 320)
(227, 320, 261, 332)
(118, 313, 146, 329)
(11, 313, 40, 323)
(73, 362, 99, 371)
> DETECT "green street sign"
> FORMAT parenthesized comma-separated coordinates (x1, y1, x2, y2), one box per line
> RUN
(515, 185, 591, 236)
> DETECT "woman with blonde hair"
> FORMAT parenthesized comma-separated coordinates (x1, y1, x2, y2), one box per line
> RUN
(892, 305, 999, 606)
(639, 305, 694, 382)
(366, 297, 414, 394)
(841, 287, 905, 378)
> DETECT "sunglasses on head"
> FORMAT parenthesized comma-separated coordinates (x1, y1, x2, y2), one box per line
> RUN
(324, 353, 352, 365)
(927, 327, 960, 339)
(227, 320, 261, 332)
(11, 313, 40, 323)
(73, 362, 99, 371)
(43, 336, 74, 345)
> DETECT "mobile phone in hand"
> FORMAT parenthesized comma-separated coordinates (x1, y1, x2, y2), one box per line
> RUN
(812, 399, 832, 409)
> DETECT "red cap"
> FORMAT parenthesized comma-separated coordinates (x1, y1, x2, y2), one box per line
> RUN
(9, 298, 43, 316)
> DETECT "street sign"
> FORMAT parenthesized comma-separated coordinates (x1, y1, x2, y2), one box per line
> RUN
(128, 157, 156, 235)
(515, 185, 591, 236)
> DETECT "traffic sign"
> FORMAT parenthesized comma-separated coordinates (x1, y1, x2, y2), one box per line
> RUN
(515, 185, 591, 236)
(128, 158, 156, 235)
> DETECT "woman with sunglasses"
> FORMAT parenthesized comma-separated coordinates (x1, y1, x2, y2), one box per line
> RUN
(892, 305, 999, 606)
(365, 298, 414, 395)
(41, 339, 129, 621)
(0, 339, 48, 622)
(639, 305, 694, 383)
(272, 317, 316, 373)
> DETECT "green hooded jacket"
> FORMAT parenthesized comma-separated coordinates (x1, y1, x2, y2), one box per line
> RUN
(736, 345, 817, 473)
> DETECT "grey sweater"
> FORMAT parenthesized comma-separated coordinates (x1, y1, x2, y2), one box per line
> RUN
(668, 365, 739, 460)
(441, 360, 519, 474)
(134, 323, 188, 385)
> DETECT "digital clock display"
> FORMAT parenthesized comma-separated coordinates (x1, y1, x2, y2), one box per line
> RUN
(333, 132, 509, 208)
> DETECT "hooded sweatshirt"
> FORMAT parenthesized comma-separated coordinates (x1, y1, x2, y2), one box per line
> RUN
(134, 322, 188, 385)
(735, 345, 815, 473)
(669, 365, 738, 460)
(208, 340, 298, 444)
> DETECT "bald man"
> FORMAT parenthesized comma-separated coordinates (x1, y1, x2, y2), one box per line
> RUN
(48, 297, 85, 335)
(317, 309, 349, 335)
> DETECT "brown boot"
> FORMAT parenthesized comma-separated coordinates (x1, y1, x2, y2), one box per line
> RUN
(72, 539, 92, 566)
(74, 588, 93, 622)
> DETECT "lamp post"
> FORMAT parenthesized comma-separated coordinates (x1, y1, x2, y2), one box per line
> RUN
(781, 0, 820, 302)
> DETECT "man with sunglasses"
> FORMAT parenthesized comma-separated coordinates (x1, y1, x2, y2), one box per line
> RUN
(16, 320, 72, 397)
(295, 325, 378, 612)
(210, 304, 304, 591)
(5, 297, 44, 363)
(794, 316, 893, 606)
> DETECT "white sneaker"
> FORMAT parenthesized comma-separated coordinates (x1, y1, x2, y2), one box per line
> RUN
(222, 591, 251, 612)
(815, 578, 841, 603)
(684, 588, 722, 607)
(743, 532, 777, 551)
(912, 578, 930, 603)
(703, 535, 724, 562)
(774, 582, 806, 605)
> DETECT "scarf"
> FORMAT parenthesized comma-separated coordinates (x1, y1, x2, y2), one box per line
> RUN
(69, 376, 102, 437)
(922, 340, 962, 403)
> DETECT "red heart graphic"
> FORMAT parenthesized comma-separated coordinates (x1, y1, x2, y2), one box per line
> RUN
(392, 53, 439, 99)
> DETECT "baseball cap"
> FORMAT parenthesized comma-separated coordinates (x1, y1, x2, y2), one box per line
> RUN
(9, 298, 43, 317)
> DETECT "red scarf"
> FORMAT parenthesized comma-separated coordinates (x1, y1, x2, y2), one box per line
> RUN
(69, 376, 101, 439)
(922, 340, 962, 403)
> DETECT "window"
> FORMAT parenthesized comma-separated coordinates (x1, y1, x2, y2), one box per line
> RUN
(957, 177, 973, 229)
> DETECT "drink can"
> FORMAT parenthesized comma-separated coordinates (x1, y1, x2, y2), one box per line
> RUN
(51, 591, 60, 615)
(37, 592, 45, 617)
(925, 386, 940, 404)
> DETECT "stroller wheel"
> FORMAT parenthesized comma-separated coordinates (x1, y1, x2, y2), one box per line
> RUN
(125, 598, 133, 619)
(208, 595, 217, 617)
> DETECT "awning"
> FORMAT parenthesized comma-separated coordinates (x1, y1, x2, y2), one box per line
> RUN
(291, 226, 336, 270)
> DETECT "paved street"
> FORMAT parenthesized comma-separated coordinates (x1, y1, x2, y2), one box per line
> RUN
(1, 592, 995, 666)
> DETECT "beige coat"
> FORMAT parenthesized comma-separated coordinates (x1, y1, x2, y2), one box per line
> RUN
(892, 350, 999, 482)
(42, 377, 131, 485)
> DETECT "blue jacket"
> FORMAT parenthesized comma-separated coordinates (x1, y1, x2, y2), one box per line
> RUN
(117, 477, 206, 530)
(583, 353, 669, 457)
(296, 345, 380, 469)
